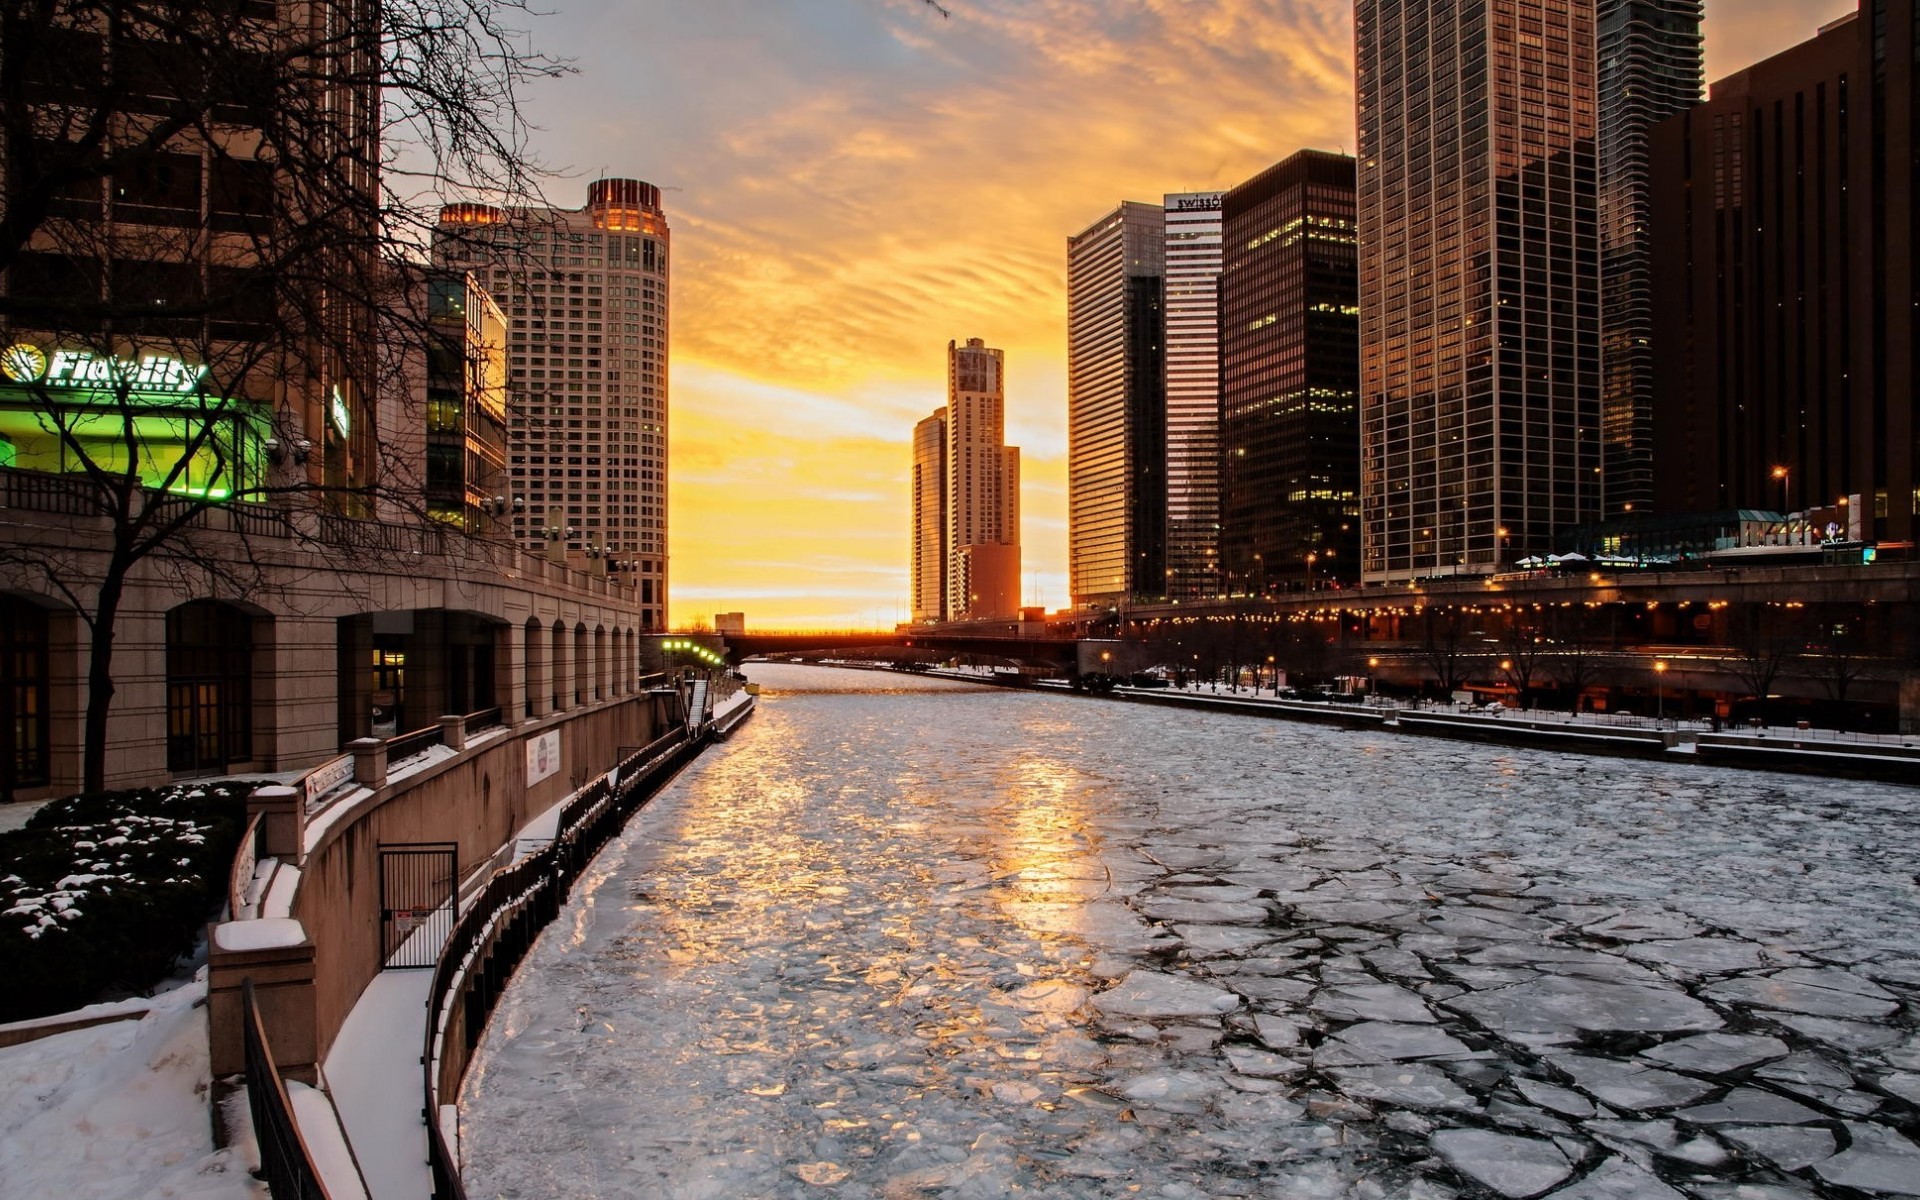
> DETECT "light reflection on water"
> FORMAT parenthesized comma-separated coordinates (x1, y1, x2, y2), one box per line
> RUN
(459, 664, 1920, 1199)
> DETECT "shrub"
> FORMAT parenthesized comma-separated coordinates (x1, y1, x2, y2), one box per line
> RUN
(0, 780, 265, 1022)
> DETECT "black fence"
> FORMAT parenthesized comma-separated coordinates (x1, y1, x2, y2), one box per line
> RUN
(422, 723, 700, 1200)
(464, 707, 503, 734)
(242, 979, 337, 1200)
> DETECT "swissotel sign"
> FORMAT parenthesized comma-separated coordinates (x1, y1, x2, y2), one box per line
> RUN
(1, 343, 209, 393)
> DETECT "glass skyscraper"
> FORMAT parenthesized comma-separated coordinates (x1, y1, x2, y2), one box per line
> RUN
(1067, 202, 1165, 605)
(1219, 151, 1360, 594)
(1597, 0, 1705, 517)
(1356, 0, 1602, 582)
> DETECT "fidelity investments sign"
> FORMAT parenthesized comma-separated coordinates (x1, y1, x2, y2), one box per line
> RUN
(1, 343, 209, 394)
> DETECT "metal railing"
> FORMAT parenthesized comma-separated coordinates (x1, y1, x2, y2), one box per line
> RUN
(422, 724, 698, 1200)
(464, 706, 503, 734)
(387, 724, 445, 763)
(242, 979, 337, 1200)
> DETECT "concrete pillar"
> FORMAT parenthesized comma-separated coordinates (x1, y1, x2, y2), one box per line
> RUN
(495, 621, 525, 726)
(206, 925, 318, 1084)
(439, 714, 467, 753)
(551, 623, 570, 712)
(527, 621, 552, 719)
(246, 784, 305, 862)
(349, 737, 387, 790)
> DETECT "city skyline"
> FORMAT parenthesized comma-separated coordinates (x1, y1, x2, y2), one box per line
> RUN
(513, 0, 1851, 628)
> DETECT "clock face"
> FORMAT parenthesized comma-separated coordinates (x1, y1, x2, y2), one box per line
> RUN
(1, 343, 47, 383)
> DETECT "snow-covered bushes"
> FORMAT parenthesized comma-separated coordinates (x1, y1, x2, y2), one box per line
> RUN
(0, 782, 262, 1022)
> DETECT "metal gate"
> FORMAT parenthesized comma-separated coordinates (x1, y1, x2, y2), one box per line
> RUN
(379, 843, 457, 969)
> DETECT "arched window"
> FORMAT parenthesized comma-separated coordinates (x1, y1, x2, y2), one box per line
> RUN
(167, 601, 253, 772)
(1, 597, 50, 797)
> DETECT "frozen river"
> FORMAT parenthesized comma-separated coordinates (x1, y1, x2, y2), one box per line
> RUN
(459, 664, 1920, 1199)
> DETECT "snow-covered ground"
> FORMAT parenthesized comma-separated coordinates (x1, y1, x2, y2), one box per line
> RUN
(0, 977, 263, 1200)
(458, 663, 1920, 1199)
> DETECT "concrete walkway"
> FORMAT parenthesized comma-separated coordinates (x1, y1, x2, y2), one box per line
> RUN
(324, 970, 435, 1200)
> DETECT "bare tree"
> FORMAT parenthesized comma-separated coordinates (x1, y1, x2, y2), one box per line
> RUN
(1724, 603, 1804, 722)
(1496, 606, 1549, 709)
(0, 0, 563, 790)
(1417, 605, 1473, 696)
(1801, 607, 1871, 727)
(1543, 604, 1606, 713)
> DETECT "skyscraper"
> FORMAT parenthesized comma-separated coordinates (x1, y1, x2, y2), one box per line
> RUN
(1650, 1, 1917, 546)
(1162, 192, 1225, 600)
(1219, 151, 1360, 594)
(1067, 203, 1166, 605)
(946, 339, 1021, 619)
(1356, 0, 1602, 583)
(925, 339, 1021, 622)
(910, 409, 947, 623)
(1597, 0, 1705, 516)
(435, 179, 671, 629)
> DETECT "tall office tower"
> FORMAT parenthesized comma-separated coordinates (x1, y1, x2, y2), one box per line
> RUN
(1219, 151, 1360, 594)
(942, 340, 1021, 620)
(1597, 0, 1704, 516)
(1162, 192, 1226, 599)
(1650, 0, 1917, 546)
(910, 408, 948, 622)
(1356, 0, 1602, 582)
(1067, 203, 1166, 605)
(435, 180, 672, 629)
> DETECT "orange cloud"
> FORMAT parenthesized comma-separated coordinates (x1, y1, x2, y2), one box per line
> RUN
(519, 1, 1853, 629)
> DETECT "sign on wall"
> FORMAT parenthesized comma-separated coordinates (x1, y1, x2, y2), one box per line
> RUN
(527, 730, 562, 786)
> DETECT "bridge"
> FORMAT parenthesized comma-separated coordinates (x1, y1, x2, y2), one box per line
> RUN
(693, 560, 1920, 730)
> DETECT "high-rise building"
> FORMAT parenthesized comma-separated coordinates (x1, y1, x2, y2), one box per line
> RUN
(1597, 0, 1705, 516)
(910, 408, 947, 623)
(907, 341, 1024, 625)
(1356, 0, 1602, 583)
(1219, 151, 1360, 594)
(1162, 191, 1225, 599)
(435, 179, 671, 629)
(1650, 1, 1917, 546)
(1067, 203, 1166, 605)
(944, 339, 1021, 620)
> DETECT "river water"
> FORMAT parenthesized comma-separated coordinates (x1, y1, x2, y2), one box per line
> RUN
(459, 664, 1920, 1199)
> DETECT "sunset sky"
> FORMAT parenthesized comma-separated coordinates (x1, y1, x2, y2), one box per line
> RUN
(517, 0, 1854, 630)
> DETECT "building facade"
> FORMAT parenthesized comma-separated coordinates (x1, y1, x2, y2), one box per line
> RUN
(1162, 192, 1226, 600)
(1219, 151, 1361, 594)
(1067, 203, 1166, 605)
(1650, 1, 1917, 547)
(0, 3, 653, 799)
(1356, 0, 1602, 583)
(1597, 0, 1705, 517)
(911, 408, 948, 623)
(435, 180, 671, 629)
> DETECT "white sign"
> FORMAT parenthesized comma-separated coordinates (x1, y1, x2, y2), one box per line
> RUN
(1, 343, 207, 393)
(527, 730, 562, 785)
(303, 755, 355, 807)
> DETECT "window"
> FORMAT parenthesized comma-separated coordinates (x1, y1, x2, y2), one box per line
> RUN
(167, 601, 253, 772)
(1, 598, 50, 797)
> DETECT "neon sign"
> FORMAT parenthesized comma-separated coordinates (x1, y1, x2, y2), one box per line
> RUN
(1, 343, 207, 393)
(329, 386, 351, 439)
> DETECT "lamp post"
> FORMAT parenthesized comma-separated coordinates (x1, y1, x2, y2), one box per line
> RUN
(1497, 526, 1510, 571)
(1654, 659, 1668, 724)
(1367, 656, 1379, 699)
(1306, 552, 1318, 592)
(1772, 465, 1791, 514)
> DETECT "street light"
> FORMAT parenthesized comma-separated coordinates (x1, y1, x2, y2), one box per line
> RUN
(1306, 552, 1318, 592)
(1772, 464, 1791, 514)
(1367, 655, 1379, 698)
(1654, 659, 1669, 724)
